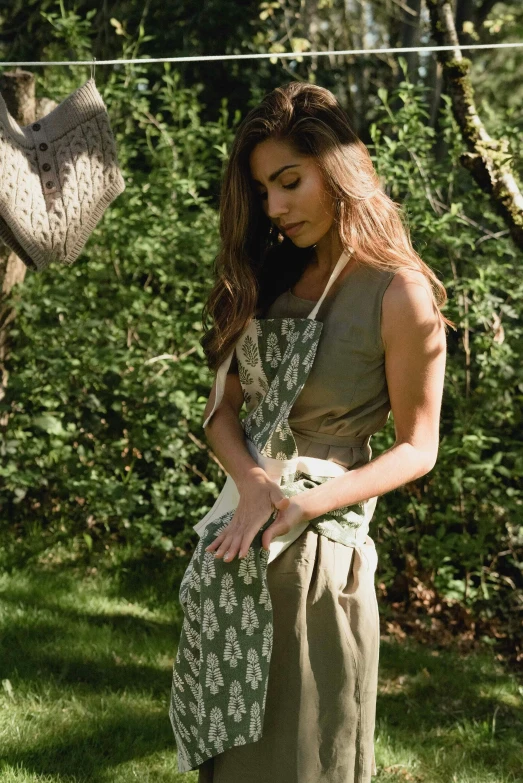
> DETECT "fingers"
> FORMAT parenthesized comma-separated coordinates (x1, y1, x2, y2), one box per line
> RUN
(204, 516, 244, 562)
(273, 496, 290, 511)
(205, 531, 235, 559)
(204, 482, 287, 563)
(205, 530, 227, 553)
(214, 531, 255, 562)
(261, 511, 292, 550)
(205, 523, 259, 563)
(215, 534, 244, 562)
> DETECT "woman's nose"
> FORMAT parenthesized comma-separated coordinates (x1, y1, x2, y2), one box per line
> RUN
(266, 190, 289, 220)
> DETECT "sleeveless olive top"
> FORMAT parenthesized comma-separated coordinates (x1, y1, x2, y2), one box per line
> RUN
(262, 262, 397, 470)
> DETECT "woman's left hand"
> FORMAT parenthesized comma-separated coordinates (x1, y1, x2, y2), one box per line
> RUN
(260, 495, 309, 552)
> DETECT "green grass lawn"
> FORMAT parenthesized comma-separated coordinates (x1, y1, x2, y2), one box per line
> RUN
(0, 564, 521, 783)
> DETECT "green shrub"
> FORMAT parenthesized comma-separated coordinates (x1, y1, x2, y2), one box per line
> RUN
(368, 72, 522, 629)
(0, 63, 234, 564)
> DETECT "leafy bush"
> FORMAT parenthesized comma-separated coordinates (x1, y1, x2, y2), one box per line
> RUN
(368, 72, 522, 634)
(0, 60, 234, 564)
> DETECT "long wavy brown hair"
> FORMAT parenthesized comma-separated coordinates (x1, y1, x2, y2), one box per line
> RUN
(202, 81, 453, 370)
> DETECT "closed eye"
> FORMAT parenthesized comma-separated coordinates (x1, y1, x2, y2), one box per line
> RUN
(258, 180, 300, 200)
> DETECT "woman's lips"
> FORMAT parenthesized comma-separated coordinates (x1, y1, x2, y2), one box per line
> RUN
(281, 221, 305, 237)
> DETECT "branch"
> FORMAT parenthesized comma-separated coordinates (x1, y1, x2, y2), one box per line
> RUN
(425, 0, 523, 249)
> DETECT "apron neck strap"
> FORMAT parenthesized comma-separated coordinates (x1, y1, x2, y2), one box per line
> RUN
(307, 247, 354, 320)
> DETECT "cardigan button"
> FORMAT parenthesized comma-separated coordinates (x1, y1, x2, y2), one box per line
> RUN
(39, 142, 48, 152)
(45, 181, 54, 189)
(32, 123, 41, 131)
(42, 162, 51, 172)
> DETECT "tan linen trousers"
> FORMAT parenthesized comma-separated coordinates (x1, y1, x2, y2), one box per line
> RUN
(197, 526, 380, 783)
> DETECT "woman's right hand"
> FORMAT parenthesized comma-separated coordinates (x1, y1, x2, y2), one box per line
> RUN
(204, 466, 290, 562)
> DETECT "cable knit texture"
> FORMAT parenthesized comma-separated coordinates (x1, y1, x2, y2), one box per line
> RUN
(0, 78, 125, 272)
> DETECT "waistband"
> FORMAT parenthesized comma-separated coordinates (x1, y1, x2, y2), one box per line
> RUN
(246, 439, 349, 481)
(291, 428, 371, 448)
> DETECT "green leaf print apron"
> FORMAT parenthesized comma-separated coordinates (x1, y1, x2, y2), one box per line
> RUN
(170, 249, 379, 774)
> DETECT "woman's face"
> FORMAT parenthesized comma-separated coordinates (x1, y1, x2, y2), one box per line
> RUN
(249, 138, 336, 248)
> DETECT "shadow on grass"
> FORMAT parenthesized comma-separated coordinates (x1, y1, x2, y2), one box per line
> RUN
(0, 604, 181, 697)
(1, 634, 172, 696)
(1, 564, 521, 782)
(107, 550, 191, 606)
(376, 640, 523, 780)
(0, 566, 186, 696)
(1, 707, 176, 783)
(0, 567, 184, 779)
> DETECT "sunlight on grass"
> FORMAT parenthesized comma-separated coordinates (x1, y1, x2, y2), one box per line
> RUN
(0, 567, 521, 783)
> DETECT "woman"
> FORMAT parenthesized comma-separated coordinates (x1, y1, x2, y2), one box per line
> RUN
(170, 81, 448, 783)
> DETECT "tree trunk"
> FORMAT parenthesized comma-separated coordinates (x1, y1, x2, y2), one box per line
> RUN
(0, 70, 36, 420)
(398, 0, 423, 83)
(425, 0, 523, 249)
(389, 0, 422, 118)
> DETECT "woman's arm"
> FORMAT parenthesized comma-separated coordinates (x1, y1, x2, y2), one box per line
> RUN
(203, 371, 290, 559)
(203, 371, 259, 485)
(260, 268, 447, 547)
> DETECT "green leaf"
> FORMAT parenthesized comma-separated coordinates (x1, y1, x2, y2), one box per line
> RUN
(33, 415, 65, 436)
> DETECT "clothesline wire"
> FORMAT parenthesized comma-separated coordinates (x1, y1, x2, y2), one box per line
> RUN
(0, 41, 522, 67)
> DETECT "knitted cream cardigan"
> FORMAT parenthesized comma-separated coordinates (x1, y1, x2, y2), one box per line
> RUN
(0, 78, 125, 272)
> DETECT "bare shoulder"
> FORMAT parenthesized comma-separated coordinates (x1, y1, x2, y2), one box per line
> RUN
(381, 267, 445, 351)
